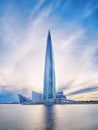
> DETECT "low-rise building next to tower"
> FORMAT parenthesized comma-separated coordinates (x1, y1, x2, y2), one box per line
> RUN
(18, 94, 33, 104)
(32, 91, 43, 103)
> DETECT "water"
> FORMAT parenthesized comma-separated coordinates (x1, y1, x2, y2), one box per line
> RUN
(0, 104, 98, 130)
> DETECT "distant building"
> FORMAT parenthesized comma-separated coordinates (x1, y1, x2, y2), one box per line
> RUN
(43, 30, 56, 100)
(56, 92, 66, 99)
(18, 94, 33, 104)
(32, 91, 43, 103)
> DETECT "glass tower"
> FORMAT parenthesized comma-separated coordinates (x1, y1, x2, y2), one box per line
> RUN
(43, 30, 56, 100)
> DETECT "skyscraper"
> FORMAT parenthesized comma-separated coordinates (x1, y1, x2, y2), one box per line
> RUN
(18, 30, 67, 104)
(43, 30, 56, 100)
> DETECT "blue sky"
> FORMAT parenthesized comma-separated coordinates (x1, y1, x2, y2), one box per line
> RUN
(0, 0, 98, 102)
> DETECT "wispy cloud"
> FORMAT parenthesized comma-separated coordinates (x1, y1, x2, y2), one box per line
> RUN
(0, 0, 98, 101)
(67, 86, 98, 96)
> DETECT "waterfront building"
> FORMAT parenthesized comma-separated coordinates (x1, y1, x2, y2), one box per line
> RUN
(56, 92, 66, 99)
(18, 94, 33, 104)
(32, 91, 43, 103)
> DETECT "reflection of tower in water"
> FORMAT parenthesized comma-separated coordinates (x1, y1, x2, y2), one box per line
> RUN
(43, 106, 56, 130)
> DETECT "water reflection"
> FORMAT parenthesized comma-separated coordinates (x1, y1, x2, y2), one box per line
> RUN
(43, 105, 56, 130)
(0, 105, 98, 130)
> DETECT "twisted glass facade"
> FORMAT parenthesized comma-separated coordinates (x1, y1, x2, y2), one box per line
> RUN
(43, 30, 56, 100)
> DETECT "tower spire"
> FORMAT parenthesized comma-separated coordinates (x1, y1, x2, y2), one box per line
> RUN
(48, 30, 51, 41)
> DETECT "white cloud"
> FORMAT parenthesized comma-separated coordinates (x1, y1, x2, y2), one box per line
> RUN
(0, 0, 98, 100)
